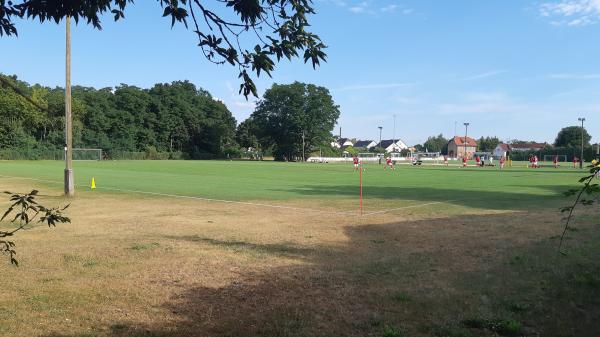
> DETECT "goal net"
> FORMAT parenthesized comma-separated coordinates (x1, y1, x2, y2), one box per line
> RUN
(543, 155, 567, 163)
(358, 153, 378, 163)
(71, 148, 103, 161)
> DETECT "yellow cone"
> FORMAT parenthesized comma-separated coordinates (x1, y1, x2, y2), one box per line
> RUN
(91, 177, 96, 189)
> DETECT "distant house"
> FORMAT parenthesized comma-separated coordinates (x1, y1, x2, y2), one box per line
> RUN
(510, 142, 548, 152)
(377, 139, 408, 153)
(447, 136, 477, 159)
(330, 137, 353, 149)
(354, 140, 377, 150)
(338, 138, 354, 148)
(493, 143, 510, 158)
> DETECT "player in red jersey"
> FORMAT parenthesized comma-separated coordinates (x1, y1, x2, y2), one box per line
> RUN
(353, 155, 360, 171)
(533, 155, 539, 168)
(475, 155, 481, 167)
(462, 156, 467, 167)
(384, 157, 395, 170)
(553, 155, 558, 169)
(500, 156, 506, 169)
(573, 156, 578, 168)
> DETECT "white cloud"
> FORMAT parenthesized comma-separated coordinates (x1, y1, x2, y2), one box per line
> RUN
(548, 73, 600, 79)
(459, 70, 507, 81)
(225, 81, 257, 115)
(436, 92, 526, 115)
(380, 4, 398, 12)
(322, 0, 412, 15)
(540, 0, 600, 26)
(349, 3, 369, 13)
(379, 5, 413, 14)
(335, 82, 416, 92)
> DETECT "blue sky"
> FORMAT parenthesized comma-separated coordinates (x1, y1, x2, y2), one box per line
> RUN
(1, 0, 599, 146)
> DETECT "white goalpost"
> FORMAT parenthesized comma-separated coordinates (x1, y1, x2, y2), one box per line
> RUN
(71, 148, 103, 161)
(358, 153, 378, 163)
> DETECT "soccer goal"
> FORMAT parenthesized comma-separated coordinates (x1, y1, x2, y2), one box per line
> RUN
(543, 155, 567, 163)
(71, 148, 103, 161)
(358, 153, 378, 162)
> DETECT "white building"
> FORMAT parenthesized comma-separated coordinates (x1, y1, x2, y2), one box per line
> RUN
(331, 138, 353, 149)
(493, 144, 510, 158)
(354, 140, 377, 150)
(377, 139, 408, 153)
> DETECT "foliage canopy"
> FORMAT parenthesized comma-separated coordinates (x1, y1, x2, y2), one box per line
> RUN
(555, 126, 591, 148)
(0, 0, 327, 97)
(248, 82, 339, 160)
(0, 75, 237, 159)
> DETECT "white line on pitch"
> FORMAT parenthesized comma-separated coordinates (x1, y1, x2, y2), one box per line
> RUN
(0, 174, 457, 217)
(0, 174, 355, 216)
(362, 200, 453, 216)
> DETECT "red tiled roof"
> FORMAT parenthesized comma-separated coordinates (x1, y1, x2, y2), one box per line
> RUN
(452, 136, 477, 147)
(498, 143, 510, 151)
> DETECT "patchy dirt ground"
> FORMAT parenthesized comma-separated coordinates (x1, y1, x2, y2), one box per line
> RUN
(0, 180, 598, 337)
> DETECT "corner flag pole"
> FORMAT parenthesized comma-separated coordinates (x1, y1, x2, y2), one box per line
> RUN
(359, 162, 363, 215)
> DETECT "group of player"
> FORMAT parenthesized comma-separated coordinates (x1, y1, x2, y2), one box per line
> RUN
(351, 153, 589, 171)
(527, 154, 540, 168)
(459, 155, 507, 169)
(352, 155, 396, 171)
(528, 154, 581, 169)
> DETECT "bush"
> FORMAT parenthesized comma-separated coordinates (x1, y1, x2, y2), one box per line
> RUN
(223, 146, 242, 159)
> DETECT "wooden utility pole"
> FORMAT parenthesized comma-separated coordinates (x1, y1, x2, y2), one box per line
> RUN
(578, 117, 585, 169)
(64, 16, 74, 196)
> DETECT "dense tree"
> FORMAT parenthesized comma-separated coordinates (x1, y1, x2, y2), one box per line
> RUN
(555, 126, 591, 148)
(235, 118, 260, 150)
(0, 0, 326, 97)
(423, 134, 448, 153)
(477, 136, 500, 152)
(249, 82, 340, 161)
(0, 75, 236, 159)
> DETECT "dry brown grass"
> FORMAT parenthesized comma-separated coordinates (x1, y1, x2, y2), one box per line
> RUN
(0, 179, 599, 337)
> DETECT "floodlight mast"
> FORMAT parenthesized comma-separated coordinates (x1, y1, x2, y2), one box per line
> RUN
(578, 117, 586, 169)
(64, 16, 74, 197)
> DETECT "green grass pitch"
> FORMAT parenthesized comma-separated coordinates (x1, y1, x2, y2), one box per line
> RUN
(0, 160, 583, 214)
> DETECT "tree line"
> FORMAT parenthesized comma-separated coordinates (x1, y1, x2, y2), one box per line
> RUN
(0, 75, 237, 159)
(0, 75, 340, 161)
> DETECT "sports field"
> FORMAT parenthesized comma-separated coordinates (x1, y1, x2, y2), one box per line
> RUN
(1, 160, 599, 337)
(0, 160, 586, 214)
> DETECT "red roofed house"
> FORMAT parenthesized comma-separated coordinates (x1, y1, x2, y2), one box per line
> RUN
(448, 136, 477, 159)
(493, 143, 511, 158)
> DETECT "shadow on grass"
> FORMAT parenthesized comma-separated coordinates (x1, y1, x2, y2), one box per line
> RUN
(163, 235, 321, 259)
(273, 185, 572, 210)
(41, 213, 600, 337)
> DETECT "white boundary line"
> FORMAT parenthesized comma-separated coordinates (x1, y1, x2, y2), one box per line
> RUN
(0, 174, 453, 217)
(362, 201, 451, 216)
(0, 174, 355, 216)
